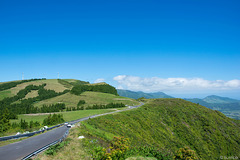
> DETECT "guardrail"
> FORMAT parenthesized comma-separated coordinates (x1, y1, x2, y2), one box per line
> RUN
(0, 124, 63, 141)
(21, 129, 69, 160)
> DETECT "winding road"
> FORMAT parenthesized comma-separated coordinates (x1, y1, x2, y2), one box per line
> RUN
(0, 103, 144, 160)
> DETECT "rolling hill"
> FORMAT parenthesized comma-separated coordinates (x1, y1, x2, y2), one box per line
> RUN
(76, 98, 240, 159)
(0, 79, 138, 108)
(117, 89, 173, 99)
(0, 79, 139, 135)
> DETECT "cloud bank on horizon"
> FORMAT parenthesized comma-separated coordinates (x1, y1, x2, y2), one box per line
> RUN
(113, 75, 240, 93)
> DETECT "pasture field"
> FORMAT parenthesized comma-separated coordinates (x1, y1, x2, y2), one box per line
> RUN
(10, 109, 114, 124)
(34, 91, 139, 108)
(0, 90, 13, 100)
(9, 79, 68, 95)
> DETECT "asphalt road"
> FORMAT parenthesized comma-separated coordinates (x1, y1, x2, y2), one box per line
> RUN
(0, 126, 68, 160)
(0, 102, 144, 160)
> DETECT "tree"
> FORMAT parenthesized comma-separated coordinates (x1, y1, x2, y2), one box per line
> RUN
(0, 108, 11, 132)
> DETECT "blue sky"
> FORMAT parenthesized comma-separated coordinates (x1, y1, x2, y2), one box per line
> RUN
(0, 0, 240, 98)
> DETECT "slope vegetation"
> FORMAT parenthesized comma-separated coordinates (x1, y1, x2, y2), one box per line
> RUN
(80, 98, 240, 159)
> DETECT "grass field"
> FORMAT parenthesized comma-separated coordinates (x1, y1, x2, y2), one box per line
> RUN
(0, 90, 13, 100)
(34, 92, 82, 108)
(86, 82, 107, 86)
(62, 79, 78, 83)
(34, 91, 139, 108)
(24, 90, 39, 99)
(9, 79, 67, 95)
(10, 109, 114, 124)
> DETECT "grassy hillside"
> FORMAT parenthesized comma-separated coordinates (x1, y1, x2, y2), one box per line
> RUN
(0, 78, 137, 109)
(11, 79, 68, 93)
(0, 78, 141, 137)
(0, 90, 13, 101)
(0, 79, 68, 100)
(77, 98, 240, 159)
(34, 91, 139, 108)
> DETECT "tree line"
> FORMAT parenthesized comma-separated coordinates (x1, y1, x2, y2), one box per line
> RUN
(11, 119, 41, 130)
(86, 103, 125, 110)
(42, 114, 65, 126)
(70, 84, 118, 96)
(0, 78, 46, 91)
(11, 114, 64, 131)
(66, 102, 125, 111)
(40, 103, 66, 113)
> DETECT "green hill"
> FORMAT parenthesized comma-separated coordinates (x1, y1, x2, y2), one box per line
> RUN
(78, 98, 240, 159)
(0, 79, 137, 110)
(117, 89, 173, 99)
(0, 79, 139, 135)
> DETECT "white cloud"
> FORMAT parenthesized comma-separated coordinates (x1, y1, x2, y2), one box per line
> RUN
(94, 78, 105, 83)
(113, 75, 240, 93)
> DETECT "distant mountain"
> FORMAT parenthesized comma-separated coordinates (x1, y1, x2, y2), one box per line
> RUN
(117, 89, 173, 99)
(185, 95, 240, 120)
(203, 95, 240, 103)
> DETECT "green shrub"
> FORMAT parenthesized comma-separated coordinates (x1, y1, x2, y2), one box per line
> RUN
(174, 147, 198, 160)
(77, 100, 86, 107)
(92, 136, 130, 160)
(86, 103, 125, 110)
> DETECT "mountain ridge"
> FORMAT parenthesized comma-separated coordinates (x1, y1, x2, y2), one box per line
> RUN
(203, 95, 240, 103)
(117, 89, 173, 99)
